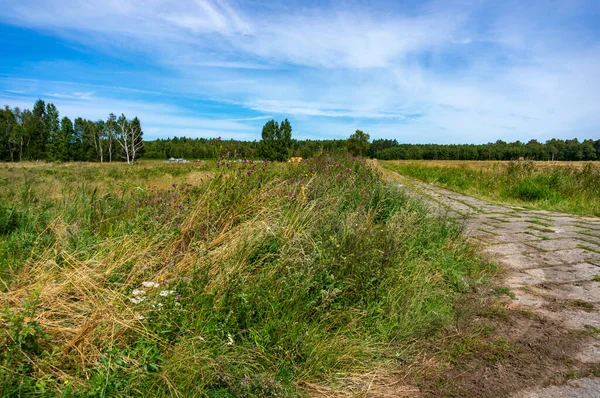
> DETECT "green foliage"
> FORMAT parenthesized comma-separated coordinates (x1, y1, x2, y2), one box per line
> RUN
(0, 291, 49, 396)
(347, 129, 370, 156)
(258, 119, 293, 161)
(375, 138, 600, 161)
(45, 103, 61, 161)
(510, 179, 553, 201)
(493, 287, 516, 300)
(0, 202, 19, 235)
(0, 99, 145, 162)
(3, 100, 600, 164)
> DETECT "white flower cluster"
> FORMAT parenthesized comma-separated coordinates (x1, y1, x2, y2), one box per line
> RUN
(129, 281, 179, 321)
(129, 281, 177, 304)
(130, 288, 146, 304)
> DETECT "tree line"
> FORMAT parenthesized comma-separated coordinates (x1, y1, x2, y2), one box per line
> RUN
(2, 103, 599, 162)
(370, 138, 600, 161)
(147, 131, 600, 162)
(0, 100, 144, 163)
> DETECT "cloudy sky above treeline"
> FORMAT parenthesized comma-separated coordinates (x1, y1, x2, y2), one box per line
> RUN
(0, 0, 599, 143)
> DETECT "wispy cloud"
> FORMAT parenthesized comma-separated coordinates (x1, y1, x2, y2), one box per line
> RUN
(0, 0, 599, 143)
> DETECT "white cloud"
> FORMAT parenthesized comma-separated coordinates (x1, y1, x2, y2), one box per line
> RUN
(0, 0, 599, 143)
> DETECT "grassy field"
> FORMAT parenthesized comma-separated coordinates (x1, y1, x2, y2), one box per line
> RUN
(0, 156, 495, 397)
(382, 160, 600, 216)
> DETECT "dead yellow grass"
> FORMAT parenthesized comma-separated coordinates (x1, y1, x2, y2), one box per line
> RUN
(381, 159, 600, 170)
(0, 160, 215, 200)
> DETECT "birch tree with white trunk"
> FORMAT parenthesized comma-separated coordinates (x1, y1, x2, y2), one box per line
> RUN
(117, 114, 144, 164)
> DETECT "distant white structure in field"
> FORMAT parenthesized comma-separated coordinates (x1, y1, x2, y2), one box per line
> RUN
(164, 158, 190, 163)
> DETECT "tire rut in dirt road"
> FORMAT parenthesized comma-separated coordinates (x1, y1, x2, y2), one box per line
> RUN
(386, 170, 600, 397)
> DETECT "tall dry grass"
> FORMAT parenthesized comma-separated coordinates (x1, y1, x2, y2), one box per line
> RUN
(1, 156, 492, 396)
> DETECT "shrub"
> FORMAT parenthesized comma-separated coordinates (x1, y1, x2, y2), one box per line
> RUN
(509, 179, 552, 201)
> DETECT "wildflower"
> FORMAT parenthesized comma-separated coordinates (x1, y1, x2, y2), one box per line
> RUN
(132, 289, 145, 296)
(136, 314, 145, 320)
(336, 244, 340, 248)
(159, 290, 176, 297)
(227, 333, 234, 346)
(64, 380, 69, 385)
(130, 297, 145, 304)
(141, 281, 159, 288)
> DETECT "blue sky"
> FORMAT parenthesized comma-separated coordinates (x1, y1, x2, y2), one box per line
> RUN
(0, 0, 599, 143)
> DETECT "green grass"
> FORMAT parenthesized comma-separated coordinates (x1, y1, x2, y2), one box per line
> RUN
(0, 156, 493, 396)
(382, 160, 600, 216)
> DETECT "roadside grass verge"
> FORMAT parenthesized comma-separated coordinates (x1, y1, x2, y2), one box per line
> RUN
(382, 160, 600, 216)
(0, 156, 493, 396)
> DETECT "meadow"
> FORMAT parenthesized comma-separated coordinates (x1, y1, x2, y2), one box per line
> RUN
(382, 160, 600, 216)
(0, 156, 494, 397)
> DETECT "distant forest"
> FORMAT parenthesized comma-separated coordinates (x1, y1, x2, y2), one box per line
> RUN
(368, 138, 600, 161)
(145, 136, 600, 162)
(2, 100, 599, 162)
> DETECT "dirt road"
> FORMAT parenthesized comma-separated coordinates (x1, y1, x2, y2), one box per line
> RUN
(387, 170, 600, 397)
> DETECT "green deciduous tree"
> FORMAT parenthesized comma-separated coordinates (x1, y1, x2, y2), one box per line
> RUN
(60, 116, 75, 161)
(0, 106, 16, 161)
(45, 103, 61, 160)
(28, 99, 47, 160)
(347, 129, 370, 156)
(258, 119, 293, 161)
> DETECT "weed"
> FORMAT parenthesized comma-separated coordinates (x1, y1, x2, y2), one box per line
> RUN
(524, 231, 550, 240)
(527, 225, 555, 234)
(579, 244, 600, 254)
(576, 326, 600, 336)
(0, 291, 49, 395)
(494, 287, 516, 300)
(566, 300, 595, 311)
